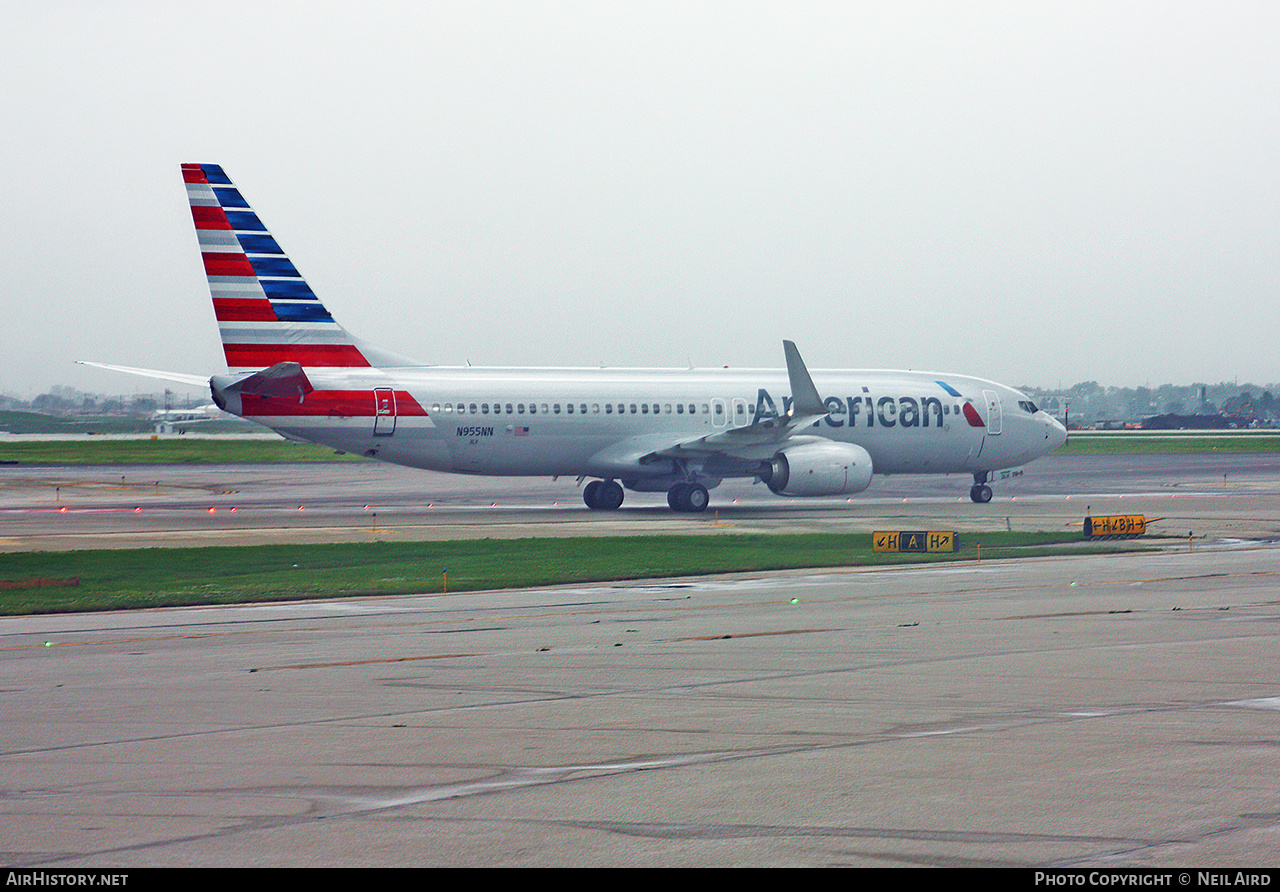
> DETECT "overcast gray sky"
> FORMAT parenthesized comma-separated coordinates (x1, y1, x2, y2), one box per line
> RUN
(2, 1, 1277, 399)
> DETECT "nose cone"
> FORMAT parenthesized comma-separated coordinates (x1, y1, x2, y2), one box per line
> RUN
(1048, 417, 1068, 449)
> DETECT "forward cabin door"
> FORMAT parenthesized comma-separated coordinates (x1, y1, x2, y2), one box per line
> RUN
(373, 387, 397, 436)
(983, 390, 1003, 435)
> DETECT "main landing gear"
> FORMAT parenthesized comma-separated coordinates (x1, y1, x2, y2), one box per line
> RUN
(582, 479, 711, 513)
(583, 479, 624, 510)
(667, 482, 710, 513)
(969, 472, 993, 503)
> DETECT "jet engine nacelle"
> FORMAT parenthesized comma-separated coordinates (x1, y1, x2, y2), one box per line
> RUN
(764, 441, 874, 497)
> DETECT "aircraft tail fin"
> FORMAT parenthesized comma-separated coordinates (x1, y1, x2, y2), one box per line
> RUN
(181, 163, 418, 373)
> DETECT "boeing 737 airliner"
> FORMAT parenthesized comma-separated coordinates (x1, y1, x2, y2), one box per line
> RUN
(87, 164, 1067, 513)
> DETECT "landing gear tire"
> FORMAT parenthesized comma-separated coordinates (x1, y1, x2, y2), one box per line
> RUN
(668, 482, 709, 513)
(584, 479, 624, 510)
(668, 484, 688, 511)
(685, 484, 709, 513)
(970, 484, 993, 503)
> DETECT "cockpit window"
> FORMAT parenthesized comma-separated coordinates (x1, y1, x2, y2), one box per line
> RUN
(1017, 400, 1039, 414)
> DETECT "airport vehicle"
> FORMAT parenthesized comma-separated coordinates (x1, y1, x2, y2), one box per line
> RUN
(87, 164, 1068, 512)
(148, 405, 222, 434)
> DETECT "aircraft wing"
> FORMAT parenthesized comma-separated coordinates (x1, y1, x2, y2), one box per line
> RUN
(644, 413, 829, 462)
(636, 340, 832, 465)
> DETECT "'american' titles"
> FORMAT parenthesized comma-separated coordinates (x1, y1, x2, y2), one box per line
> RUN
(753, 388, 972, 429)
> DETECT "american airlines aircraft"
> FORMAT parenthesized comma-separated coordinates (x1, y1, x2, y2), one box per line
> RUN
(88, 163, 1068, 513)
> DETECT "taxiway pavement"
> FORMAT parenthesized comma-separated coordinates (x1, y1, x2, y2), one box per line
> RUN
(4, 546, 1280, 866)
(2, 453, 1280, 866)
(2, 454, 1278, 551)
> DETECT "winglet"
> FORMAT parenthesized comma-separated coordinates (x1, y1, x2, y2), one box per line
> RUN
(783, 341, 826, 417)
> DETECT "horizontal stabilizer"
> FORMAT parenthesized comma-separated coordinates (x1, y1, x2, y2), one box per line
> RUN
(221, 362, 314, 399)
(76, 361, 210, 389)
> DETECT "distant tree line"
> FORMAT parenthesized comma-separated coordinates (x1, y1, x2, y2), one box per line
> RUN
(0, 385, 180, 417)
(1020, 382, 1280, 429)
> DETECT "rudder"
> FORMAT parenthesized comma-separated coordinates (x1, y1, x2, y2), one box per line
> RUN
(182, 164, 413, 373)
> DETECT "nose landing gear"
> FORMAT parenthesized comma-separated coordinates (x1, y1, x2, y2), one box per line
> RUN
(667, 482, 710, 513)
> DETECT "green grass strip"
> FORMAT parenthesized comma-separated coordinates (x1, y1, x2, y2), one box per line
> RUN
(0, 531, 1135, 615)
(0, 439, 366, 465)
(1056, 434, 1280, 454)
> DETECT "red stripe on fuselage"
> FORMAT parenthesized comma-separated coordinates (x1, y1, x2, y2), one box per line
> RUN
(223, 344, 372, 368)
(213, 298, 278, 322)
(191, 205, 232, 229)
(239, 390, 427, 417)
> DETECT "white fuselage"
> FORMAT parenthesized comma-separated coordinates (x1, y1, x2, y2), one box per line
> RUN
(233, 364, 1067, 486)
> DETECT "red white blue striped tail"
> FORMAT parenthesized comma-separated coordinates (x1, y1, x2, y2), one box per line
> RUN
(182, 163, 413, 374)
